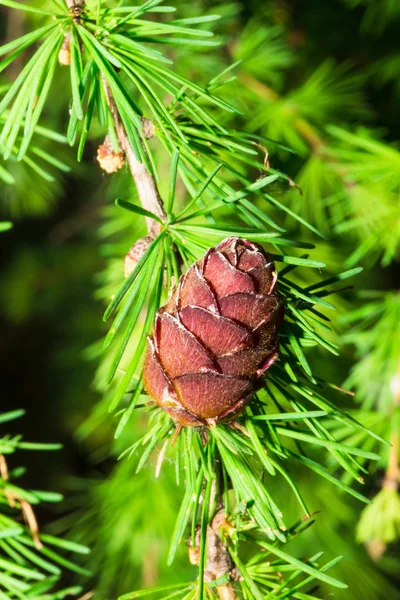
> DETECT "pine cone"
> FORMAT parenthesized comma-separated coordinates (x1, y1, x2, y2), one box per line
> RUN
(143, 237, 284, 426)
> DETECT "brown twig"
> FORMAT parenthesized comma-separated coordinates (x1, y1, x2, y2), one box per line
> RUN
(383, 366, 400, 491)
(20, 500, 43, 550)
(366, 365, 400, 560)
(206, 511, 239, 600)
(383, 430, 399, 491)
(77, 592, 94, 600)
(5, 7, 24, 78)
(63, 0, 166, 238)
(0, 454, 43, 549)
(190, 507, 239, 600)
(102, 78, 166, 238)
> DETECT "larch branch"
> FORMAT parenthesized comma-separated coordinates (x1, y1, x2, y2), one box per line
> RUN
(102, 78, 166, 238)
(64, 0, 166, 238)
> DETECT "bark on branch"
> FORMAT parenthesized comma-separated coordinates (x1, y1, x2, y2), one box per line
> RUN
(0, 454, 43, 549)
(102, 79, 166, 238)
(190, 509, 239, 600)
(64, 0, 166, 238)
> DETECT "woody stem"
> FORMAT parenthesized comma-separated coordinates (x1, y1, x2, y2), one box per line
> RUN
(197, 467, 238, 599)
(101, 78, 166, 238)
(383, 364, 400, 490)
(64, 0, 166, 239)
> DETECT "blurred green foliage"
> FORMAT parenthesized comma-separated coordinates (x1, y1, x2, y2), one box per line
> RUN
(0, 0, 399, 598)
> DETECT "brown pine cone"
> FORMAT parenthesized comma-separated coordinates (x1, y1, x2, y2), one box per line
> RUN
(143, 237, 284, 426)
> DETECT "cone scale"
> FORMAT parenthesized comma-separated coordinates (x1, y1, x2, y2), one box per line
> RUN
(143, 237, 284, 426)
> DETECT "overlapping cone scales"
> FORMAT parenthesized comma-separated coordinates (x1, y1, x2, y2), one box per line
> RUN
(179, 266, 218, 312)
(180, 307, 250, 355)
(173, 373, 251, 421)
(143, 237, 284, 426)
(156, 313, 215, 378)
(219, 293, 277, 328)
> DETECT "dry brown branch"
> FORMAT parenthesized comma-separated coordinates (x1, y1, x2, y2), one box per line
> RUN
(0, 454, 43, 549)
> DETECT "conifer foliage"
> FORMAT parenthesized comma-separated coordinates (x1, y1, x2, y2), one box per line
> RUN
(0, 0, 399, 599)
(0, 410, 89, 599)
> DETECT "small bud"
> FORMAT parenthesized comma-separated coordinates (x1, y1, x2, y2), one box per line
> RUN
(58, 35, 70, 66)
(141, 118, 156, 140)
(124, 236, 153, 278)
(188, 545, 200, 566)
(97, 135, 125, 174)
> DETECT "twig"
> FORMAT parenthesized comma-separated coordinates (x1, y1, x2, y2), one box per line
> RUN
(102, 78, 166, 238)
(366, 365, 400, 560)
(383, 365, 400, 491)
(207, 511, 239, 600)
(0, 454, 43, 549)
(5, 6, 24, 78)
(64, 0, 166, 238)
(191, 507, 239, 600)
(78, 592, 94, 600)
(20, 500, 43, 550)
(383, 430, 399, 491)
